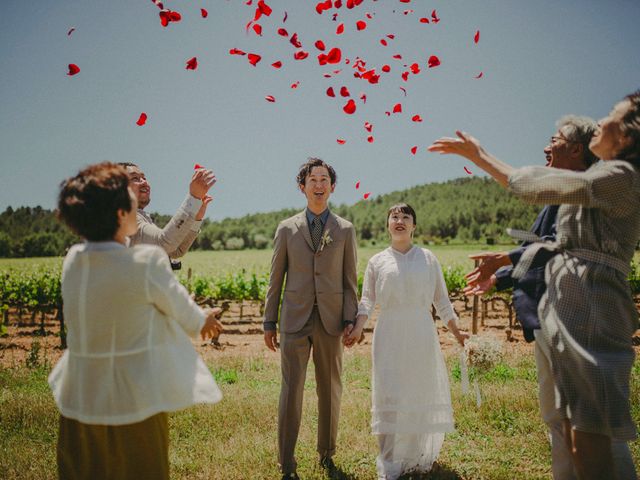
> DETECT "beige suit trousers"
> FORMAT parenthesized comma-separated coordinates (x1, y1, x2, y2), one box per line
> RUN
(278, 307, 343, 474)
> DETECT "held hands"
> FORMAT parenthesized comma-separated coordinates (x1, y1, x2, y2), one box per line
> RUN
(200, 307, 224, 340)
(190, 168, 216, 200)
(343, 316, 366, 348)
(427, 130, 485, 164)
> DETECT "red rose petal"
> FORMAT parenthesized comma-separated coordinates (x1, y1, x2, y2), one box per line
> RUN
(410, 146, 417, 155)
(464, 166, 473, 175)
(337, 138, 346, 145)
(326, 47, 342, 64)
(399, 0, 411, 2)
(294, 50, 309, 60)
(385, 111, 391, 116)
(290, 32, 302, 48)
(67, 27, 75, 36)
(278, 28, 289, 36)
(271, 61, 282, 69)
(431, 9, 440, 23)
(332, 13, 338, 21)
(393, 54, 402, 59)
(363, 192, 371, 199)
(392, 103, 402, 113)
(194, 163, 204, 170)
(335, 0, 342, 7)
(283, 11, 288, 22)
(67, 63, 80, 76)
(201, 8, 208, 18)
(410, 62, 420, 74)
(411, 114, 423, 122)
(366, 12, 373, 19)
(427, 55, 440, 68)
(257, 0, 272, 16)
(399, 87, 407, 96)
(336, 23, 344, 34)
(367, 135, 374, 143)
(185, 57, 198, 70)
(151, 0, 164, 9)
(248, 53, 261, 66)
(340, 86, 350, 97)
(315, 40, 326, 51)
(387, 34, 395, 39)
(359, 92, 367, 103)
(265, 95, 276, 102)
(356, 20, 367, 31)
(474, 71, 484, 79)
(229, 48, 246, 55)
(252, 23, 263, 35)
(364, 121, 372, 132)
(401, 71, 409, 81)
(291, 81, 300, 89)
(419, 17, 429, 23)
(355, 181, 360, 189)
(136, 113, 147, 126)
(381, 64, 390, 72)
(403, 9, 414, 15)
(474, 30, 480, 43)
(169, 10, 181, 21)
(343, 99, 356, 114)
(318, 53, 328, 65)
(326, 87, 336, 97)
(380, 39, 388, 46)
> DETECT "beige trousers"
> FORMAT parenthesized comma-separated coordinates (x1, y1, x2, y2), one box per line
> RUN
(278, 307, 343, 474)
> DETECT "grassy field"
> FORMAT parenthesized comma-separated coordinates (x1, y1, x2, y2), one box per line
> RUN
(4, 348, 639, 479)
(0, 244, 515, 278)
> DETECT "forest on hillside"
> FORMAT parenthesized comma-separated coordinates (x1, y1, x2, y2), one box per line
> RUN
(0, 177, 539, 257)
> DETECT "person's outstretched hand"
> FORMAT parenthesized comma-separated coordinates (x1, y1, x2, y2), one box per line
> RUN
(463, 274, 497, 296)
(428, 131, 485, 163)
(465, 252, 511, 284)
(201, 307, 223, 340)
(190, 169, 216, 200)
(195, 194, 213, 221)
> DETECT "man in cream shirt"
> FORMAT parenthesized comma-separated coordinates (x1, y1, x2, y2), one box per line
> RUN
(120, 163, 216, 258)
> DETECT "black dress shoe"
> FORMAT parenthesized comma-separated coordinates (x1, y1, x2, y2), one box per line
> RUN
(281, 473, 299, 480)
(319, 456, 337, 471)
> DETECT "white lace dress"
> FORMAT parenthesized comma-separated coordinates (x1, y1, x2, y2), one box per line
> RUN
(358, 246, 457, 479)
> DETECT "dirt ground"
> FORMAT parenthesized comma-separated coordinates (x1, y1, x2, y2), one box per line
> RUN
(2, 297, 639, 368)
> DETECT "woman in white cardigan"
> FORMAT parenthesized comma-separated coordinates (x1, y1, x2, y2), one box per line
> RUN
(51, 162, 223, 480)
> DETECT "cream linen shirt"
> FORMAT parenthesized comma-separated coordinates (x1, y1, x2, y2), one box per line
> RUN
(48, 241, 221, 425)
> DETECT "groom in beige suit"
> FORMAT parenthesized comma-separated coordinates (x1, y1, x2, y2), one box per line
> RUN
(264, 158, 358, 479)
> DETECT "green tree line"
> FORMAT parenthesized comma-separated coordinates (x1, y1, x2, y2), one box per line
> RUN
(0, 177, 539, 257)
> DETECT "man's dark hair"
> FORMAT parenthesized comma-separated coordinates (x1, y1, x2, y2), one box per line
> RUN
(117, 162, 138, 168)
(387, 203, 417, 226)
(57, 162, 132, 241)
(618, 89, 640, 165)
(296, 157, 337, 186)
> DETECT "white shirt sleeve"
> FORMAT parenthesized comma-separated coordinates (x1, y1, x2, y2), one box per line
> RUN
(431, 255, 459, 327)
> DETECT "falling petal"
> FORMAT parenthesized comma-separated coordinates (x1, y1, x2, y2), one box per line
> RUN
(393, 103, 402, 113)
(335, 0, 342, 7)
(315, 40, 326, 51)
(291, 81, 300, 88)
(474, 30, 480, 43)
(403, 9, 414, 15)
(431, 9, 440, 23)
(343, 99, 356, 114)
(265, 95, 276, 102)
(257, 0, 272, 16)
(355, 181, 360, 189)
(399, 86, 407, 96)
(252, 23, 263, 35)
(387, 34, 395, 39)
(326, 87, 336, 97)
(67, 27, 75, 36)
(401, 71, 409, 81)
(283, 11, 288, 22)
(229, 48, 247, 55)
(385, 111, 391, 116)
(271, 61, 282, 69)
(412, 114, 423, 122)
(332, 13, 338, 21)
(336, 23, 344, 34)
(364, 121, 373, 132)
(294, 50, 309, 60)
(136, 113, 148, 126)
(326, 47, 342, 64)
(464, 166, 473, 175)
(185, 57, 198, 70)
(474, 71, 484, 79)
(381, 64, 391, 73)
(278, 28, 289, 36)
(290, 32, 302, 48)
(318, 53, 328, 65)
(380, 39, 388, 46)
(359, 92, 367, 103)
(363, 192, 371, 199)
(340, 86, 350, 97)
(427, 55, 440, 68)
(67, 63, 80, 76)
(201, 8, 208, 18)
(410, 62, 420, 74)
(194, 163, 204, 169)
(367, 135, 374, 143)
(410, 146, 417, 155)
(419, 17, 429, 23)
(337, 138, 346, 145)
(248, 53, 262, 66)
(393, 54, 402, 59)
(399, 0, 411, 2)
(356, 20, 367, 31)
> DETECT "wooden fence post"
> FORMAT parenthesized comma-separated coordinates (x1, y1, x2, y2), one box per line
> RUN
(472, 259, 479, 335)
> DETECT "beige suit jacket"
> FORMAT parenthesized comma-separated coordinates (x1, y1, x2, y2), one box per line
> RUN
(264, 211, 358, 336)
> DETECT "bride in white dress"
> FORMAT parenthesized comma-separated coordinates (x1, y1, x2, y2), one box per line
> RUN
(344, 203, 467, 480)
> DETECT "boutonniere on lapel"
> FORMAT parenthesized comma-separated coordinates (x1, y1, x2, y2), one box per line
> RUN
(319, 229, 333, 252)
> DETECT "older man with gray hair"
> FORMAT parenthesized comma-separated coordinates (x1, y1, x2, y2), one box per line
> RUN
(464, 115, 637, 480)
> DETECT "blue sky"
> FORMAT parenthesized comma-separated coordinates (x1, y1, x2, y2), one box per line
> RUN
(1, 0, 639, 220)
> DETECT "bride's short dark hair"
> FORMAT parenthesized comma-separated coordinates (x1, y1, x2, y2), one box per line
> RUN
(387, 203, 417, 225)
